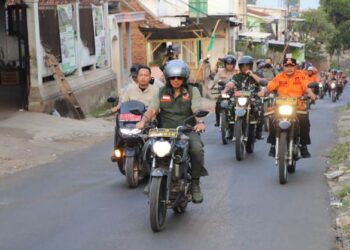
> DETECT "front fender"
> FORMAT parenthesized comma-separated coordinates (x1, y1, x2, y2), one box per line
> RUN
(235, 108, 246, 117)
(125, 147, 137, 157)
(151, 168, 168, 177)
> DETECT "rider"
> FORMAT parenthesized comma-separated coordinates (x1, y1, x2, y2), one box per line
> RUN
(258, 57, 317, 158)
(306, 66, 320, 96)
(136, 60, 208, 204)
(257, 57, 277, 81)
(223, 55, 267, 139)
(111, 65, 159, 161)
(213, 55, 237, 126)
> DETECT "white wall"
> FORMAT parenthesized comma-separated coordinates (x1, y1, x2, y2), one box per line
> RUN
(207, 0, 235, 15)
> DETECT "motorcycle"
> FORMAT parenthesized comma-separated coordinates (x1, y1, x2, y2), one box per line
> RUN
(261, 93, 275, 132)
(234, 86, 262, 161)
(270, 96, 309, 184)
(111, 100, 150, 188)
(219, 83, 235, 145)
(141, 110, 209, 232)
(330, 80, 338, 102)
(318, 83, 325, 99)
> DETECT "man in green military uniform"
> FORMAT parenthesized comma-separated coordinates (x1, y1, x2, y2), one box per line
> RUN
(136, 60, 207, 203)
(222, 56, 267, 139)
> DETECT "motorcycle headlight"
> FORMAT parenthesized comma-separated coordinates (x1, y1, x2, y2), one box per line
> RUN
(152, 141, 172, 157)
(319, 84, 323, 88)
(278, 105, 293, 116)
(331, 83, 336, 88)
(221, 93, 230, 99)
(120, 128, 141, 135)
(238, 97, 248, 106)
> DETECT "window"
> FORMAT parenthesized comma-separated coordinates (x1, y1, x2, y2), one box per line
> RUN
(39, 7, 62, 62)
(79, 5, 95, 55)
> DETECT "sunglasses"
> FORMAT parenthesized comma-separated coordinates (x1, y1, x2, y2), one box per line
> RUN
(169, 77, 184, 80)
(240, 63, 251, 67)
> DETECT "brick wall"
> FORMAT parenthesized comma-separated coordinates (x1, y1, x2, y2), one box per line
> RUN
(120, 0, 168, 66)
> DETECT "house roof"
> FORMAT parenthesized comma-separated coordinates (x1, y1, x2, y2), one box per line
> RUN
(268, 40, 304, 48)
(239, 31, 272, 40)
(139, 24, 209, 40)
(247, 8, 271, 18)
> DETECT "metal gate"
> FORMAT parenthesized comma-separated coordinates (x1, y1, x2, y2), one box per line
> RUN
(3, 3, 30, 109)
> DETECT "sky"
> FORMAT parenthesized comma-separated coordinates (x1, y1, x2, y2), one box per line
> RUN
(256, 0, 319, 10)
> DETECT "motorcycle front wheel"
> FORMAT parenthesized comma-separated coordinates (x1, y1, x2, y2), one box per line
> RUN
(332, 92, 336, 102)
(278, 132, 288, 184)
(149, 176, 167, 232)
(125, 157, 139, 188)
(234, 119, 245, 161)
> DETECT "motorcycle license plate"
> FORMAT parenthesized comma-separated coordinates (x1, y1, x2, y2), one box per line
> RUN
(275, 97, 297, 106)
(148, 128, 178, 138)
(235, 90, 251, 97)
(119, 113, 142, 122)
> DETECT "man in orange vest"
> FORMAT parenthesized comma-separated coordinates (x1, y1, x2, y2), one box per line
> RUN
(258, 57, 317, 158)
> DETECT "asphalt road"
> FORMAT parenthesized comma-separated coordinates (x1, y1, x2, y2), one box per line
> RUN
(1, 91, 347, 250)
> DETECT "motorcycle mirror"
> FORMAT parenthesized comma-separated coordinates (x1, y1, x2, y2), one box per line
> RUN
(129, 108, 143, 116)
(218, 81, 226, 87)
(194, 110, 209, 118)
(107, 96, 118, 103)
(259, 79, 268, 87)
(307, 82, 318, 88)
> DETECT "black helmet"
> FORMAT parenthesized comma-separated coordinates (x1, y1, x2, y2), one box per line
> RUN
(130, 64, 140, 77)
(164, 59, 190, 83)
(238, 56, 254, 69)
(223, 55, 236, 66)
(256, 59, 264, 67)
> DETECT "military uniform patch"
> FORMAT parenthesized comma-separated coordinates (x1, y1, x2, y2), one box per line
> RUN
(160, 95, 172, 103)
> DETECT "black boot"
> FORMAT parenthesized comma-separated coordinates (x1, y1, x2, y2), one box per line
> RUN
(268, 145, 276, 157)
(300, 145, 311, 158)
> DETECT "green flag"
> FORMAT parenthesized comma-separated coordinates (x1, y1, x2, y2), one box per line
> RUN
(207, 32, 216, 52)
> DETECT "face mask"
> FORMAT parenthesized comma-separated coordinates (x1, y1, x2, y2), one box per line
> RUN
(265, 64, 272, 68)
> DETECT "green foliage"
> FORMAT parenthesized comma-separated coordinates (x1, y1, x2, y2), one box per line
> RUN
(293, 9, 335, 60)
(320, 0, 350, 51)
(327, 142, 350, 165)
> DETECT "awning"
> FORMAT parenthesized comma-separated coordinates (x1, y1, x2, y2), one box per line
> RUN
(268, 40, 304, 48)
(139, 24, 209, 40)
(238, 31, 272, 40)
(114, 11, 145, 23)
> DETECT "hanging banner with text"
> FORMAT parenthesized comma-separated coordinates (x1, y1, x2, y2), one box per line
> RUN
(92, 5, 107, 68)
(57, 4, 76, 74)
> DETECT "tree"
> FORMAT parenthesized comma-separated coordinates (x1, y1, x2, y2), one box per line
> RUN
(320, 0, 350, 51)
(293, 9, 336, 60)
(247, 0, 257, 5)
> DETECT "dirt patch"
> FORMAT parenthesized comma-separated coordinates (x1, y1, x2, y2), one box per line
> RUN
(0, 111, 114, 177)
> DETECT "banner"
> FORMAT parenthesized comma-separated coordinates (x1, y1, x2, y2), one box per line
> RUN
(93, 5, 107, 68)
(57, 4, 76, 74)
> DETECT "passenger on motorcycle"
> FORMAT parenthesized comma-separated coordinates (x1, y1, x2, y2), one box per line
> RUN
(258, 57, 317, 158)
(222, 55, 268, 139)
(111, 65, 160, 161)
(256, 57, 277, 81)
(136, 60, 208, 204)
(212, 55, 238, 126)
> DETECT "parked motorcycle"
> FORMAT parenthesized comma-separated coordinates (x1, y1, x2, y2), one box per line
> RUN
(143, 110, 209, 232)
(270, 96, 309, 184)
(111, 100, 150, 188)
(234, 87, 262, 161)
